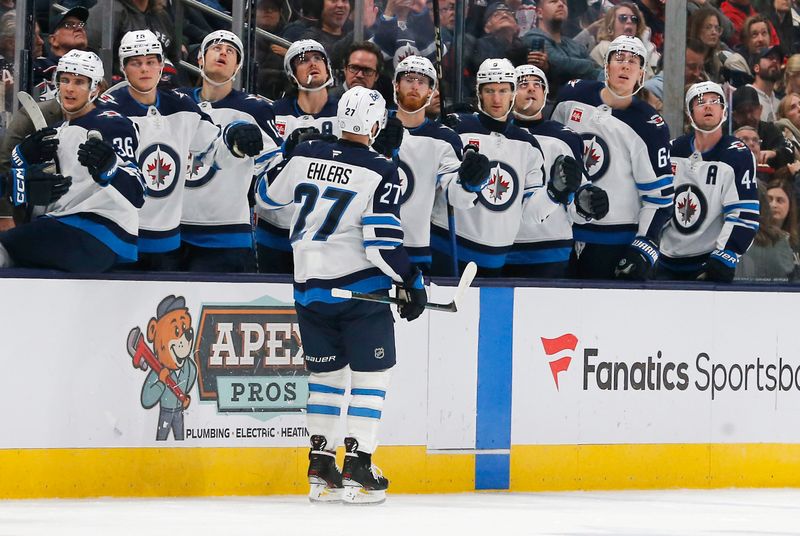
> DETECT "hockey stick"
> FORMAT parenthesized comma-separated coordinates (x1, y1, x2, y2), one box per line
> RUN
(431, 0, 459, 276)
(331, 261, 477, 312)
(17, 91, 47, 130)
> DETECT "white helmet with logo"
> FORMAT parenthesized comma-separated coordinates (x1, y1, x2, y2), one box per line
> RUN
(685, 81, 728, 133)
(283, 39, 333, 92)
(57, 49, 104, 95)
(514, 64, 548, 119)
(476, 58, 516, 119)
(199, 30, 244, 86)
(604, 35, 648, 98)
(393, 55, 437, 113)
(338, 86, 387, 145)
(119, 30, 163, 70)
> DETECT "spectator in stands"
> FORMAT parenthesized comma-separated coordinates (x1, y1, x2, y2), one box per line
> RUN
(642, 72, 663, 112)
(635, 0, 665, 53)
(301, 0, 352, 53)
(427, 0, 475, 104)
(87, 0, 179, 79)
(690, 7, 735, 83)
(722, 0, 779, 48)
(282, 0, 320, 42)
(749, 45, 784, 121)
(589, 2, 658, 78)
(733, 85, 795, 169)
(33, 6, 87, 100)
(688, 0, 736, 45)
(767, 0, 799, 57)
(686, 39, 710, 85)
(370, 0, 438, 71)
(735, 182, 796, 281)
(522, 0, 602, 91)
(784, 53, 800, 94)
(776, 91, 800, 168)
(474, 3, 528, 68)
(0, 1, 12, 17)
(737, 15, 779, 58)
(766, 173, 800, 258)
(256, 0, 288, 99)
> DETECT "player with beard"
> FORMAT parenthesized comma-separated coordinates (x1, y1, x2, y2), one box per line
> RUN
(658, 82, 758, 282)
(506, 65, 609, 278)
(177, 30, 282, 273)
(254, 39, 341, 275)
(389, 55, 490, 273)
(552, 35, 673, 280)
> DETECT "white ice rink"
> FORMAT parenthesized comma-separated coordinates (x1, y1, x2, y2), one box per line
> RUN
(1, 489, 799, 536)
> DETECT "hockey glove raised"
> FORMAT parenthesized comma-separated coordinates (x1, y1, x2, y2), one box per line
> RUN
(615, 236, 659, 280)
(459, 145, 491, 192)
(575, 184, 609, 220)
(77, 137, 118, 185)
(282, 126, 320, 158)
(224, 121, 264, 157)
(15, 127, 59, 165)
(14, 165, 71, 206)
(700, 249, 738, 283)
(397, 269, 427, 321)
(372, 116, 404, 159)
(546, 154, 581, 205)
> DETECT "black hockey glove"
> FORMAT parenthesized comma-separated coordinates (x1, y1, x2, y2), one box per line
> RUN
(372, 115, 404, 159)
(77, 137, 118, 185)
(699, 249, 738, 283)
(15, 127, 59, 165)
(546, 154, 581, 205)
(225, 121, 264, 157)
(575, 184, 609, 220)
(397, 269, 427, 321)
(282, 126, 320, 158)
(459, 145, 491, 192)
(614, 236, 659, 280)
(15, 165, 72, 206)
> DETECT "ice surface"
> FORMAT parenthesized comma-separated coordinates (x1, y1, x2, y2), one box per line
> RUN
(0, 489, 798, 536)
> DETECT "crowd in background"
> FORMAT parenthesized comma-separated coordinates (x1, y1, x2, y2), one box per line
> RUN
(3, 0, 800, 282)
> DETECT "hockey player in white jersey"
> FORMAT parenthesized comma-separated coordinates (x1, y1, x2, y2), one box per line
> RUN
(506, 65, 609, 278)
(391, 55, 490, 273)
(432, 58, 581, 276)
(552, 35, 673, 280)
(255, 39, 341, 275)
(0, 50, 145, 272)
(98, 30, 262, 271)
(177, 30, 282, 272)
(258, 86, 427, 504)
(657, 82, 758, 282)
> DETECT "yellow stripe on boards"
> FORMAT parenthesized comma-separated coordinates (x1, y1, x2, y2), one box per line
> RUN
(0, 446, 473, 499)
(510, 444, 800, 491)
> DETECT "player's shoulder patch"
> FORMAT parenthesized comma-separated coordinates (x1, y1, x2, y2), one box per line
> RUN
(97, 92, 119, 106)
(97, 110, 123, 119)
(727, 139, 750, 152)
(647, 113, 667, 128)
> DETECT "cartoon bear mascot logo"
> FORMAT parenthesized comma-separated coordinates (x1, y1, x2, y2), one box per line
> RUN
(126, 295, 197, 441)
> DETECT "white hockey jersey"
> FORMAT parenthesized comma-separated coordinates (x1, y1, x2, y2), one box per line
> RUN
(507, 118, 585, 266)
(96, 87, 232, 254)
(258, 138, 414, 307)
(177, 88, 282, 249)
(24, 107, 145, 263)
(430, 112, 554, 270)
(394, 115, 477, 266)
(552, 80, 674, 246)
(660, 134, 759, 268)
(254, 96, 340, 254)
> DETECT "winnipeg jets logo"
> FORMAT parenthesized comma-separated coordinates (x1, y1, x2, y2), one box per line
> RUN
(729, 140, 748, 152)
(567, 79, 579, 88)
(397, 158, 415, 204)
(478, 161, 519, 212)
(138, 143, 181, 198)
(185, 153, 217, 188)
(98, 110, 122, 118)
(673, 183, 708, 234)
(580, 133, 610, 181)
(648, 114, 666, 127)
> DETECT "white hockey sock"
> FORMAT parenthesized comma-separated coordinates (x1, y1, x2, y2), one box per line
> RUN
(306, 368, 348, 450)
(346, 370, 391, 454)
(0, 241, 13, 268)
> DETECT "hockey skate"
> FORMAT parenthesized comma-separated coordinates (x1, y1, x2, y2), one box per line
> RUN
(307, 435, 344, 503)
(342, 437, 389, 505)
